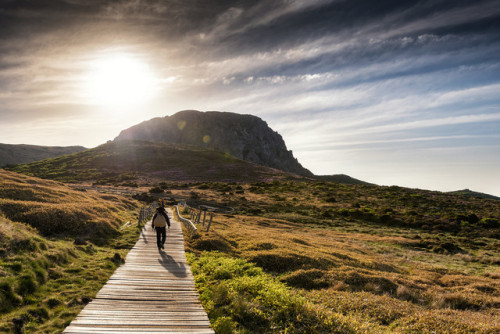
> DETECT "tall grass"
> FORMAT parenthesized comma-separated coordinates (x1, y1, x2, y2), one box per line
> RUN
(0, 169, 137, 241)
(182, 181, 500, 333)
(0, 169, 141, 333)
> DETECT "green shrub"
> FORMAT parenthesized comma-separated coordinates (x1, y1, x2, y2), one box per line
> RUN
(33, 267, 48, 285)
(281, 269, 330, 290)
(247, 252, 331, 273)
(46, 298, 61, 308)
(28, 306, 50, 321)
(188, 252, 354, 333)
(0, 281, 21, 312)
(479, 218, 499, 228)
(17, 274, 37, 295)
(192, 237, 233, 253)
(5, 262, 22, 272)
(213, 316, 236, 334)
(149, 186, 164, 194)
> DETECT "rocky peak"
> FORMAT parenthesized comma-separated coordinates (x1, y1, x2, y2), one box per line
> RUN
(114, 110, 312, 176)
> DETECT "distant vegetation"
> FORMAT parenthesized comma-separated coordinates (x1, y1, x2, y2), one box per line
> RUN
(314, 174, 372, 185)
(7, 140, 299, 185)
(0, 169, 141, 333)
(0, 143, 86, 167)
(176, 181, 500, 333)
(449, 189, 500, 201)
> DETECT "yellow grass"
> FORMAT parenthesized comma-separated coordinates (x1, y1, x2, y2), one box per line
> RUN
(181, 182, 500, 333)
(0, 169, 138, 241)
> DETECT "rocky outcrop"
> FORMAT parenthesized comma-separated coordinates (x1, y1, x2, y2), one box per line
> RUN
(114, 110, 313, 176)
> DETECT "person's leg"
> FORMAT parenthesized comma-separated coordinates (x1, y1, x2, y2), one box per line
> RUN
(155, 227, 162, 249)
(160, 227, 166, 248)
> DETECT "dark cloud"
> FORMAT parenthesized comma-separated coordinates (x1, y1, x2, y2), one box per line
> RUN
(2, 0, 499, 62)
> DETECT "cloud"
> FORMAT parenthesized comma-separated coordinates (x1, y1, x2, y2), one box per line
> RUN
(1, 0, 500, 195)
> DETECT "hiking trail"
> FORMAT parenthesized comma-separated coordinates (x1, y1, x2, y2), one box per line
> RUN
(64, 208, 213, 333)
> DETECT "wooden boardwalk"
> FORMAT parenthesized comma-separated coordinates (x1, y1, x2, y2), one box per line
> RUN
(64, 209, 214, 333)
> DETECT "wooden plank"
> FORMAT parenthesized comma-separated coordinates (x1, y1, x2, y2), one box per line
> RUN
(64, 209, 214, 333)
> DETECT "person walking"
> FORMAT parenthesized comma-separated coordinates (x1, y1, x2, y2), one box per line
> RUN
(152, 206, 170, 250)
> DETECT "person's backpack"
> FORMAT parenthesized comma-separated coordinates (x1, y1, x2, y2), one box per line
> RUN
(153, 212, 168, 227)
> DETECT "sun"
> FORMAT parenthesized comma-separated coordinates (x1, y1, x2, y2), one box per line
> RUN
(84, 53, 158, 107)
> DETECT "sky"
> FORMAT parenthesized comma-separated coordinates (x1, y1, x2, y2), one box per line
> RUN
(1, 0, 500, 196)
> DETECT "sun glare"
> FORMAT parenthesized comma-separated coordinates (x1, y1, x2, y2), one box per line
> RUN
(85, 53, 157, 107)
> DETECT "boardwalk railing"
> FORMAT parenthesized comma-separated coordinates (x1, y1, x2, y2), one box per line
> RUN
(175, 204, 198, 235)
(138, 202, 158, 225)
(177, 203, 215, 233)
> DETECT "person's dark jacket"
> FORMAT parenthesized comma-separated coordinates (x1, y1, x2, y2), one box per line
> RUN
(152, 208, 171, 229)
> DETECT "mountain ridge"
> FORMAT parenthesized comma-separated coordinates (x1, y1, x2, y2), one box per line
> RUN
(0, 143, 86, 167)
(448, 189, 500, 200)
(314, 174, 372, 185)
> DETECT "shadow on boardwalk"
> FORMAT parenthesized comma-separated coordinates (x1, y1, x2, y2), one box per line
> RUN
(158, 250, 188, 278)
(140, 226, 149, 244)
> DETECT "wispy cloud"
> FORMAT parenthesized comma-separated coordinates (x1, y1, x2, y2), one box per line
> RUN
(1, 0, 500, 194)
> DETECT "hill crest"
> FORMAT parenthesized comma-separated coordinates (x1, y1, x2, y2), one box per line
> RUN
(8, 140, 301, 184)
(0, 143, 86, 167)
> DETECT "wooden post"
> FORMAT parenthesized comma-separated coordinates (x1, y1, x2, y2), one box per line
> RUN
(206, 213, 214, 232)
(196, 211, 201, 224)
(202, 210, 207, 226)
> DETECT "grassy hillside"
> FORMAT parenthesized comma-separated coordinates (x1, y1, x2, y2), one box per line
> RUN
(314, 174, 372, 185)
(449, 189, 500, 201)
(0, 170, 141, 333)
(7, 140, 300, 185)
(0, 143, 86, 167)
(171, 181, 500, 333)
(0, 169, 138, 242)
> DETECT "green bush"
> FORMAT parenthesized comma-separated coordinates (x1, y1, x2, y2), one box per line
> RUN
(17, 274, 37, 295)
(213, 316, 236, 333)
(0, 281, 21, 312)
(33, 266, 48, 285)
(46, 298, 61, 308)
(479, 218, 499, 228)
(149, 186, 164, 194)
(281, 269, 330, 290)
(5, 262, 22, 272)
(188, 252, 354, 333)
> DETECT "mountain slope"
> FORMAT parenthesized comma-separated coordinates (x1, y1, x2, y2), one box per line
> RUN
(0, 143, 86, 167)
(314, 174, 372, 185)
(448, 189, 500, 200)
(114, 110, 313, 177)
(8, 140, 300, 184)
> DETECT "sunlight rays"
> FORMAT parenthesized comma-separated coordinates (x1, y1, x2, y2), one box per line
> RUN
(83, 52, 158, 108)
